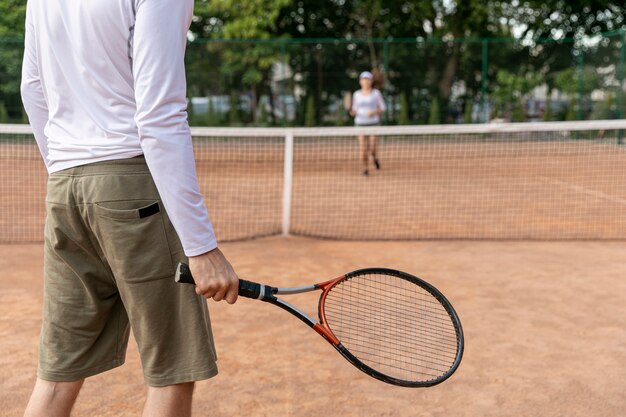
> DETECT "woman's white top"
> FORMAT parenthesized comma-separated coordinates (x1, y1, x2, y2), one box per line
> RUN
(352, 89, 385, 125)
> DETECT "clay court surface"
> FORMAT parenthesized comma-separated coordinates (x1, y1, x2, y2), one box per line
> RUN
(1, 238, 625, 416)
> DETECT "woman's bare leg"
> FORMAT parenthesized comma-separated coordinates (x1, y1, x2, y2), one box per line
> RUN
(358, 135, 369, 175)
(369, 135, 380, 169)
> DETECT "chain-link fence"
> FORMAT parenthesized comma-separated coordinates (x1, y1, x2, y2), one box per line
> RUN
(1, 32, 625, 126)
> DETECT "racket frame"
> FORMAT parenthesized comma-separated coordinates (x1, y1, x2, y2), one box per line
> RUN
(175, 264, 463, 387)
(323, 268, 464, 387)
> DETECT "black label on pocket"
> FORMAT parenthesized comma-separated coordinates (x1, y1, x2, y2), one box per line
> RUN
(138, 202, 160, 218)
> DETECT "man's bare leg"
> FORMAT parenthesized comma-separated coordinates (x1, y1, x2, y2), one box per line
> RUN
(24, 378, 84, 417)
(143, 382, 195, 417)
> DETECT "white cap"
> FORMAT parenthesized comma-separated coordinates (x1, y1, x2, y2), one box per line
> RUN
(359, 71, 373, 80)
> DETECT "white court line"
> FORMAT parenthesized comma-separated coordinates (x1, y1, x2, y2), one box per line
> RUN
(539, 176, 626, 206)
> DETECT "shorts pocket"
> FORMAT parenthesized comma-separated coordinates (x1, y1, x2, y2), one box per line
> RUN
(94, 201, 174, 282)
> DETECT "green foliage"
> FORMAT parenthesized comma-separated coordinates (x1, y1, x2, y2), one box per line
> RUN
(4, 0, 626, 126)
(463, 100, 473, 124)
(565, 98, 578, 121)
(428, 97, 440, 125)
(334, 103, 348, 127)
(0, 1, 26, 38)
(195, 0, 290, 39)
(304, 95, 315, 127)
(257, 100, 271, 126)
(273, 0, 513, 126)
(493, 70, 543, 101)
(511, 99, 526, 122)
(543, 97, 553, 121)
(0, 2, 26, 120)
(187, 98, 219, 126)
(492, 70, 542, 121)
(228, 92, 241, 125)
(0, 101, 8, 123)
(590, 93, 615, 120)
(515, 1, 623, 40)
(554, 67, 601, 97)
(186, 96, 195, 122)
(207, 98, 220, 126)
(398, 92, 409, 125)
(192, 0, 291, 122)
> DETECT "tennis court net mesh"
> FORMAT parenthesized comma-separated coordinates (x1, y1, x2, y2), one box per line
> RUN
(2, 121, 626, 243)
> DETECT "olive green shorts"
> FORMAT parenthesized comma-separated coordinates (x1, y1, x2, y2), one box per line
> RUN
(40, 156, 217, 387)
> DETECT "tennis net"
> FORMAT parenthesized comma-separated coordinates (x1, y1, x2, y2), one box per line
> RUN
(2, 120, 626, 243)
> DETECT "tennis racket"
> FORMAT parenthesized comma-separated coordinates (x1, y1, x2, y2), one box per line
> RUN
(175, 264, 464, 387)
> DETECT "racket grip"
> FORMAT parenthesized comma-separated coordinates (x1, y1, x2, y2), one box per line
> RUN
(175, 263, 268, 300)
(238, 279, 263, 299)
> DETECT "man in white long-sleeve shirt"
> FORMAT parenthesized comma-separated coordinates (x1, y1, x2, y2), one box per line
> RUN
(21, 1, 238, 416)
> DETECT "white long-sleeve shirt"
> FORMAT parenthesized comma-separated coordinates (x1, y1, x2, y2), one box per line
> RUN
(21, 0, 217, 256)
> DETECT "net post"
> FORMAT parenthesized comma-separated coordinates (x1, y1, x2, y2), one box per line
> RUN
(282, 129, 294, 236)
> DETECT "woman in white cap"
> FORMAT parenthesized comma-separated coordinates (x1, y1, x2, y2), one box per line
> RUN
(350, 71, 386, 176)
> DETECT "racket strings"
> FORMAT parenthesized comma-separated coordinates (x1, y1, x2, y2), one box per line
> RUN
(329, 308, 456, 371)
(323, 272, 459, 383)
(325, 306, 456, 350)
(323, 313, 458, 357)
(325, 298, 455, 333)
(335, 334, 457, 365)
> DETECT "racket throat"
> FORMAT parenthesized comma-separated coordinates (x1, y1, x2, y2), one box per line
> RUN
(313, 323, 339, 345)
(268, 298, 339, 346)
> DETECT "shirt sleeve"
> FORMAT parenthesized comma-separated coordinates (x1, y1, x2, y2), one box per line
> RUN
(20, 1, 50, 169)
(132, 0, 217, 256)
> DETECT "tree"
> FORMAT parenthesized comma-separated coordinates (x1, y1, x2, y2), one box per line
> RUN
(554, 66, 601, 119)
(510, 1, 625, 41)
(428, 98, 440, 125)
(207, 97, 221, 126)
(511, 99, 526, 122)
(0, 101, 8, 123)
(5, 1, 626, 126)
(276, 1, 438, 126)
(564, 99, 578, 121)
(590, 92, 615, 120)
(192, 0, 291, 124)
(492, 70, 542, 121)
(543, 96, 554, 121)
(500, 2, 625, 116)
(334, 104, 347, 126)
(228, 91, 241, 125)
(0, 1, 27, 121)
(188, 0, 626, 126)
(304, 95, 315, 127)
(463, 99, 473, 124)
(398, 92, 409, 125)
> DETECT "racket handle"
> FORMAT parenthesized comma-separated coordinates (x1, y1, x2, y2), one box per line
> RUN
(175, 263, 269, 300)
(238, 279, 263, 299)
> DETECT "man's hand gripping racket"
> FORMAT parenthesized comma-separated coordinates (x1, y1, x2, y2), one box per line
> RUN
(175, 263, 464, 387)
